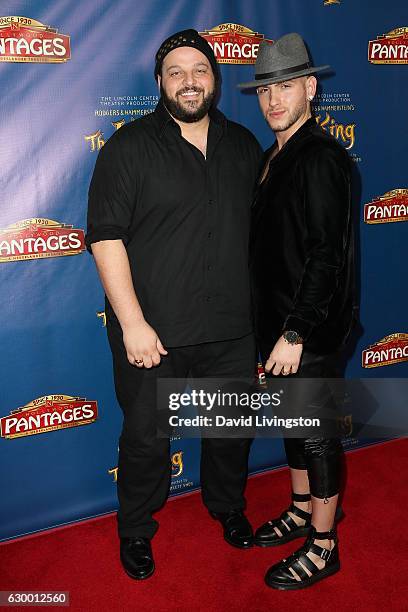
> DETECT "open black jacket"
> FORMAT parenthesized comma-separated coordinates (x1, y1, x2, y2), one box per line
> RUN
(250, 117, 356, 355)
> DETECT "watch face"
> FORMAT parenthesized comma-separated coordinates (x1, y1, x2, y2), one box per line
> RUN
(284, 331, 298, 344)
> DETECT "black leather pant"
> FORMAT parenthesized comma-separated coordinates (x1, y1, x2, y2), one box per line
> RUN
(283, 437, 343, 499)
(260, 346, 344, 499)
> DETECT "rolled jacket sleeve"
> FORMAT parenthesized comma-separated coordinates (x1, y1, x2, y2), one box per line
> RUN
(283, 146, 351, 341)
(85, 131, 137, 253)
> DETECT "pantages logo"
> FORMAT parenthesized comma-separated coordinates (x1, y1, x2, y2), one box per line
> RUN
(368, 27, 408, 64)
(0, 16, 70, 63)
(324, 0, 341, 5)
(0, 218, 85, 263)
(1, 395, 98, 439)
(199, 23, 272, 64)
(362, 334, 408, 369)
(364, 189, 408, 224)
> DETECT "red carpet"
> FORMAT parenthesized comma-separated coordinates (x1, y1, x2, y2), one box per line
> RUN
(1, 439, 407, 611)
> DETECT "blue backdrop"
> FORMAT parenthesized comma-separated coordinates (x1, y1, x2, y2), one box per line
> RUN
(1, 0, 407, 542)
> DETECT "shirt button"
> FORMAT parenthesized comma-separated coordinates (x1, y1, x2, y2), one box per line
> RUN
(208, 199, 214, 206)
(206, 296, 211, 302)
(207, 265, 212, 271)
(208, 232, 212, 239)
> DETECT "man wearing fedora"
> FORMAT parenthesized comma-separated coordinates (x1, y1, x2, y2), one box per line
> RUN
(239, 33, 356, 589)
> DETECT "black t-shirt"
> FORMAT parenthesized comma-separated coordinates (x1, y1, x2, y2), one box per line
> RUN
(86, 99, 262, 347)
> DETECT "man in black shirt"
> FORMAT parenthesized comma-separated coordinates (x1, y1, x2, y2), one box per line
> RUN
(86, 29, 262, 580)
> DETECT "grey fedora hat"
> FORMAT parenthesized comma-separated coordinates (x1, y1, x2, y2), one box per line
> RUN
(237, 32, 330, 89)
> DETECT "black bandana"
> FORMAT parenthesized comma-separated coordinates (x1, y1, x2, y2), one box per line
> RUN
(154, 29, 219, 81)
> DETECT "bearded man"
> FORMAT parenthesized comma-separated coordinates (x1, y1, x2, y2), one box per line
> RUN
(86, 29, 262, 580)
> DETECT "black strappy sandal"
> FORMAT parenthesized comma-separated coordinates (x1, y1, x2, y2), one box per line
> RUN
(264, 526, 340, 590)
(254, 492, 312, 547)
(255, 493, 344, 547)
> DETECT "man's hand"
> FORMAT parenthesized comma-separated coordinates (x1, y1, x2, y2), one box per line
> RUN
(265, 335, 303, 376)
(122, 319, 168, 368)
(91, 240, 168, 369)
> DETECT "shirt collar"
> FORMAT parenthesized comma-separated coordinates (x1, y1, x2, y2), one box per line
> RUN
(154, 97, 226, 138)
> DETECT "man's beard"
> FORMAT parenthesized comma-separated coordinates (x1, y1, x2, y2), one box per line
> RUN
(160, 83, 215, 123)
(266, 99, 308, 133)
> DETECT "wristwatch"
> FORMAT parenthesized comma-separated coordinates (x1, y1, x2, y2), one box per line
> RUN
(283, 330, 303, 345)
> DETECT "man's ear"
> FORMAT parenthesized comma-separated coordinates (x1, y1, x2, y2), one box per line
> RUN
(306, 75, 317, 99)
(157, 74, 161, 92)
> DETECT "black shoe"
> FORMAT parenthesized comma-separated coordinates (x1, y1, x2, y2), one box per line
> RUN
(255, 492, 312, 547)
(120, 537, 155, 580)
(264, 526, 340, 590)
(255, 492, 344, 548)
(210, 510, 254, 549)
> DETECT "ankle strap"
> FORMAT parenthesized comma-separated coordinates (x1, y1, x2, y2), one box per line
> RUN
(292, 492, 311, 502)
(311, 527, 336, 540)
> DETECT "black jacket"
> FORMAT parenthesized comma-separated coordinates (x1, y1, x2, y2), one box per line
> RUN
(250, 117, 356, 355)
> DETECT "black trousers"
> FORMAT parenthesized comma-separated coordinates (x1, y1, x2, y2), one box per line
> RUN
(259, 345, 344, 499)
(107, 321, 256, 539)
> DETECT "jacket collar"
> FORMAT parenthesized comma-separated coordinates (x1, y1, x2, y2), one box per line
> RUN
(270, 116, 317, 160)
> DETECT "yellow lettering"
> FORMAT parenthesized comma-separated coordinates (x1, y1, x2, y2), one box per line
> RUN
(84, 130, 105, 152)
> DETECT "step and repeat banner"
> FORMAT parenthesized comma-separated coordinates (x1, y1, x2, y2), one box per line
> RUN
(1, 0, 407, 541)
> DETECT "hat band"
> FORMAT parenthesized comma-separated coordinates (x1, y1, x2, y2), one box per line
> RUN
(255, 61, 311, 81)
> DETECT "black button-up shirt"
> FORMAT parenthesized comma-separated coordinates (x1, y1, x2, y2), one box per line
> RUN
(86, 99, 262, 347)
